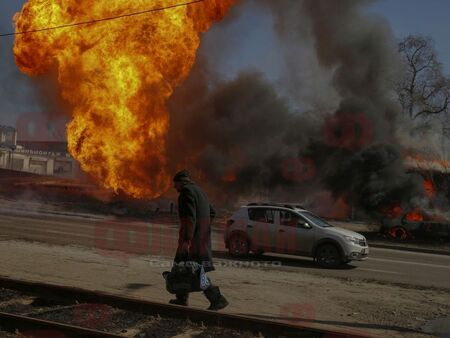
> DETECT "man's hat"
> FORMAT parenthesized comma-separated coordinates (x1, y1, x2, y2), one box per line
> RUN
(173, 170, 192, 183)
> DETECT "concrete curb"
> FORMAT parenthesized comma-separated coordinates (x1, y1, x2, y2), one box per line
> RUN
(368, 242, 450, 256)
(0, 207, 105, 221)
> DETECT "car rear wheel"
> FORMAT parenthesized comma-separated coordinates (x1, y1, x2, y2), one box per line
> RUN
(315, 244, 342, 268)
(228, 233, 249, 257)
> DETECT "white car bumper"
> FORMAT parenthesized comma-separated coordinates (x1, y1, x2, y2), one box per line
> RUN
(344, 244, 369, 261)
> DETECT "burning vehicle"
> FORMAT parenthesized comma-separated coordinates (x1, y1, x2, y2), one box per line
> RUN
(381, 208, 450, 241)
(380, 155, 450, 241)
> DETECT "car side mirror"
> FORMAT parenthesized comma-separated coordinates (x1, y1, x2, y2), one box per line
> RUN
(298, 221, 312, 229)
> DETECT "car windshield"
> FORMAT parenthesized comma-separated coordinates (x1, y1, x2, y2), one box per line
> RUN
(301, 212, 333, 228)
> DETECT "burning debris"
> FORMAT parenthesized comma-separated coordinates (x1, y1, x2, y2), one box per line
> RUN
(380, 155, 450, 240)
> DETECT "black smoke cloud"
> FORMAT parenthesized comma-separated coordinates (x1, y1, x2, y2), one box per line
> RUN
(168, 67, 319, 199)
(298, 0, 424, 213)
(167, 0, 425, 217)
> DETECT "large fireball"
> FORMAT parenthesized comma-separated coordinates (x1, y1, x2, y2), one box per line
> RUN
(13, 0, 236, 198)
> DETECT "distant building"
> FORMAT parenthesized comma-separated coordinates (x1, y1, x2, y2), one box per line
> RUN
(0, 125, 81, 178)
(0, 125, 17, 148)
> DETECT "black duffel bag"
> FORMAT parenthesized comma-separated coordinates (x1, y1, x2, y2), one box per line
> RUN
(162, 261, 210, 294)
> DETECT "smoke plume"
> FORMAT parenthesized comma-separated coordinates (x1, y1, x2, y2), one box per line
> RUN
(168, 0, 426, 217)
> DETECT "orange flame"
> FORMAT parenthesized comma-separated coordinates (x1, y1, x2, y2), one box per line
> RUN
(405, 153, 450, 173)
(423, 179, 436, 198)
(13, 0, 236, 198)
(382, 204, 403, 219)
(222, 172, 237, 183)
(405, 209, 424, 222)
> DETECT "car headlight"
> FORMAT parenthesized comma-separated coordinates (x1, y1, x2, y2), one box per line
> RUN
(344, 236, 361, 245)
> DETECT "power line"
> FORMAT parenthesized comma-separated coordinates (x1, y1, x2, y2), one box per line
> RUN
(0, 0, 205, 37)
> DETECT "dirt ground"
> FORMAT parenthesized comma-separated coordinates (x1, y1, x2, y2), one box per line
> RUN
(0, 240, 448, 338)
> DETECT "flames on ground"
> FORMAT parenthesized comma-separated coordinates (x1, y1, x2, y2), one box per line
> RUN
(13, 0, 236, 198)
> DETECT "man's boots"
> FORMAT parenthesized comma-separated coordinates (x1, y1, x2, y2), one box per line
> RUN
(169, 293, 188, 306)
(204, 286, 229, 311)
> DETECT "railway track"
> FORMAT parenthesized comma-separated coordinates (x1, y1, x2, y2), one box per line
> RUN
(0, 312, 121, 337)
(0, 277, 369, 337)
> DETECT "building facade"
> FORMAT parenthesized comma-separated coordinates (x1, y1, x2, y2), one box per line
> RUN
(0, 125, 81, 178)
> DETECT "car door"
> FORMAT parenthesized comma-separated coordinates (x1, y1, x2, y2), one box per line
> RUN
(276, 210, 316, 255)
(247, 207, 277, 252)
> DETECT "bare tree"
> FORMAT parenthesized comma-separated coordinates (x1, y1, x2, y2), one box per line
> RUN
(396, 35, 450, 121)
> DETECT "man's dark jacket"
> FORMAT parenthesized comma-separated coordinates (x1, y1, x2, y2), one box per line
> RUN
(175, 182, 216, 272)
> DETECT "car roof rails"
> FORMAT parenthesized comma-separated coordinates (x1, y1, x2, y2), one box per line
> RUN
(247, 203, 306, 210)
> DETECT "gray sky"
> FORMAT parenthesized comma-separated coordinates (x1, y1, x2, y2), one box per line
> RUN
(367, 0, 450, 73)
(1, 0, 449, 127)
(0, 1, 40, 127)
(202, 0, 450, 78)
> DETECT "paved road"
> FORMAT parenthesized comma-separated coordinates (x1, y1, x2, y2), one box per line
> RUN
(0, 210, 449, 290)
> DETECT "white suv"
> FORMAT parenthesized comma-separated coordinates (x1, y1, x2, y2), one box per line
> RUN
(224, 203, 369, 268)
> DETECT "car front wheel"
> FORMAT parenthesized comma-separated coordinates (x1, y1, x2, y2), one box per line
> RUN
(228, 233, 249, 257)
(315, 244, 342, 268)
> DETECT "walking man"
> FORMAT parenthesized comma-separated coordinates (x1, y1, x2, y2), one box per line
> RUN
(170, 170, 229, 311)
